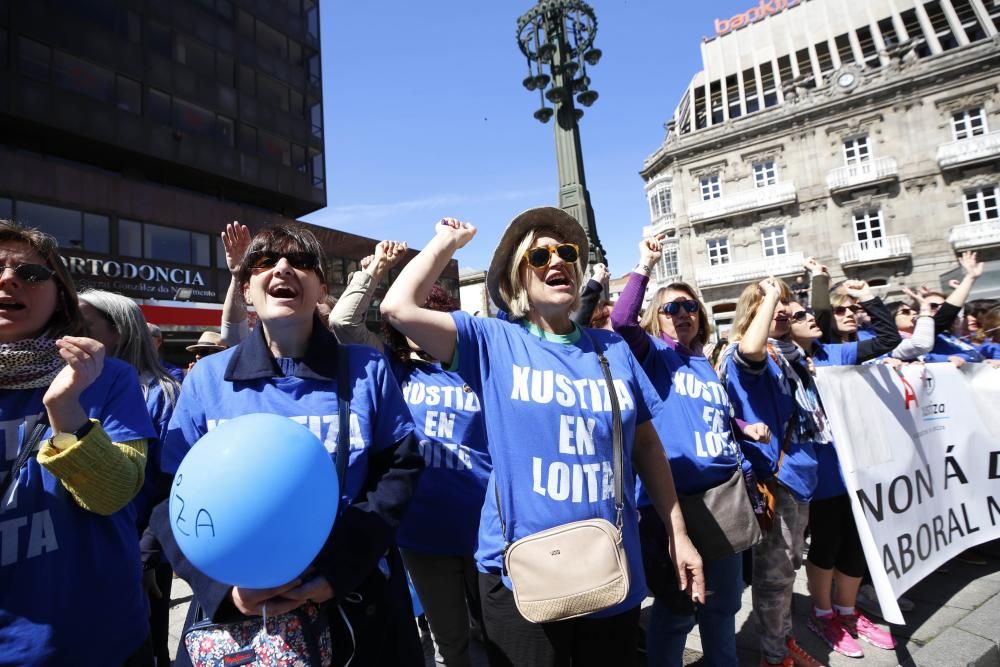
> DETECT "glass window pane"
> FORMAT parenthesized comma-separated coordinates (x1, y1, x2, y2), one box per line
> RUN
(119, 219, 143, 257)
(240, 65, 255, 94)
(53, 51, 115, 102)
(216, 52, 234, 86)
(174, 98, 216, 137)
(148, 88, 171, 124)
(217, 115, 235, 147)
(83, 213, 110, 253)
(259, 130, 290, 166)
(311, 153, 324, 186)
(116, 75, 141, 114)
(0, 198, 11, 219)
(292, 144, 307, 172)
(216, 236, 228, 269)
(257, 74, 289, 111)
(148, 21, 172, 58)
(308, 54, 321, 86)
(256, 21, 288, 59)
(239, 123, 257, 152)
(310, 103, 322, 138)
(290, 89, 303, 116)
(238, 10, 255, 37)
(17, 201, 82, 248)
(18, 37, 51, 81)
(192, 232, 211, 267)
(144, 223, 191, 263)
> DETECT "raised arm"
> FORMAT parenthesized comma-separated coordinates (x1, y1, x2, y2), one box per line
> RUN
(844, 280, 901, 362)
(572, 263, 608, 327)
(611, 236, 663, 361)
(892, 287, 935, 360)
(738, 277, 782, 362)
(804, 257, 833, 342)
(329, 241, 407, 351)
(381, 219, 476, 364)
(219, 222, 252, 347)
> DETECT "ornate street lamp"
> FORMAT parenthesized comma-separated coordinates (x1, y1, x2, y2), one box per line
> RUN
(517, 0, 607, 269)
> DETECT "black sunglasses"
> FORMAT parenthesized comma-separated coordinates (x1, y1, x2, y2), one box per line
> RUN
(1, 263, 55, 283)
(660, 300, 699, 315)
(896, 307, 915, 316)
(523, 243, 579, 269)
(833, 305, 862, 316)
(928, 302, 943, 311)
(790, 309, 815, 322)
(247, 251, 320, 274)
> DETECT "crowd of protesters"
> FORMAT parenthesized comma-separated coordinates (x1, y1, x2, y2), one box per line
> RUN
(1, 211, 998, 667)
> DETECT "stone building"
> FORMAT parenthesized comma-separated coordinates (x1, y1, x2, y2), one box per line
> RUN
(640, 0, 1000, 337)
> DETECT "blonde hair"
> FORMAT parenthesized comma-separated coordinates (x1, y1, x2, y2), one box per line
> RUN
(830, 290, 856, 308)
(640, 282, 712, 346)
(729, 279, 793, 342)
(500, 227, 582, 320)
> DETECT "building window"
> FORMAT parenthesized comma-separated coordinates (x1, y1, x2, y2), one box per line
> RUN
(309, 103, 323, 138)
(815, 41, 834, 80)
(147, 21, 172, 59)
(119, 219, 142, 257)
(852, 209, 885, 247)
(900, 9, 932, 57)
(877, 17, 900, 47)
(311, 152, 325, 188)
(18, 37, 51, 81)
(761, 226, 787, 256)
(952, 108, 987, 140)
(654, 244, 679, 282)
(990, 0, 1000, 32)
(308, 54, 321, 87)
(726, 74, 740, 119)
(239, 123, 257, 153)
(141, 222, 212, 267)
(707, 238, 730, 266)
(256, 20, 289, 59)
(760, 62, 777, 107)
(700, 174, 721, 201)
(834, 33, 855, 65)
(753, 161, 776, 188)
(257, 73, 290, 111)
(259, 130, 291, 166)
(964, 186, 999, 223)
(15, 201, 108, 253)
(743, 68, 759, 114)
(843, 136, 871, 165)
(116, 75, 141, 114)
(0, 198, 11, 219)
(649, 186, 672, 220)
(147, 88, 171, 125)
(855, 26, 880, 68)
(924, 1, 959, 50)
(951, 0, 987, 41)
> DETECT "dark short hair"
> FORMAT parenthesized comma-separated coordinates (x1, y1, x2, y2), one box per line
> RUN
(382, 284, 458, 366)
(884, 300, 908, 318)
(237, 224, 327, 286)
(0, 219, 85, 338)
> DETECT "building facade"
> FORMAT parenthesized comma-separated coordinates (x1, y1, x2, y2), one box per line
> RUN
(640, 0, 1000, 338)
(0, 0, 456, 356)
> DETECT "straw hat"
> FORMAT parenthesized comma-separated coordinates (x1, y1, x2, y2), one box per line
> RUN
(486, 207, 589, 313)
(185, 330, 226, 353)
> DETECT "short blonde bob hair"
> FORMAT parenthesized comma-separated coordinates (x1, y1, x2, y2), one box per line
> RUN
(729, 278, 793, 342)
(500, 226, 583, 321)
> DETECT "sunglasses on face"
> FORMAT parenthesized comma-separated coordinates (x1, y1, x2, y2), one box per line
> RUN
(0, 263, 55, 283)
(896, 307, 915, 317)
(790, 309, 815, 322)
(660, 300, 699, 316)
(523, 243, 579, 269)
(247, 251, 320, 274)
(928, 302, 943, 311)
(833, 305, 862, 316)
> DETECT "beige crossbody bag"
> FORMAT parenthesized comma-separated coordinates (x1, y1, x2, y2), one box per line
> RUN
(498, 332, 630, 623)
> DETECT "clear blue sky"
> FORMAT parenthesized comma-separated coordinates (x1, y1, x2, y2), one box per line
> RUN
(302, 0, 751, 274)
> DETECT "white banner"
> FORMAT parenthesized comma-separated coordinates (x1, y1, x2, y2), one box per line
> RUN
(813, 364, 1000, 625)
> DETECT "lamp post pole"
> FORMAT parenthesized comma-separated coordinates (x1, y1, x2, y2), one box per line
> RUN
(517, 0, 606, 269)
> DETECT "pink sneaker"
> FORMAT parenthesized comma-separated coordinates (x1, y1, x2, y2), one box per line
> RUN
(839, 612, 896, 650)
(807, 613, 863, 658)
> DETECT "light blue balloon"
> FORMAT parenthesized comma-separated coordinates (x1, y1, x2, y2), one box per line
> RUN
(169, 413, 340, 588)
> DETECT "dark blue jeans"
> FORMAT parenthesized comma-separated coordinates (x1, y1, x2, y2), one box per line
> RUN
(646, 551, 743, 667)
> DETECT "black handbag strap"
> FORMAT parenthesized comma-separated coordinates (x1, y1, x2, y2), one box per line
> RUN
(495, 329, 624, 550)
(1, 415, 49, 505)
(335, 342, 351, 488)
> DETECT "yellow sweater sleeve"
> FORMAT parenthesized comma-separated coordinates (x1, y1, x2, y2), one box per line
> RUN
(37, 419, 147, 516)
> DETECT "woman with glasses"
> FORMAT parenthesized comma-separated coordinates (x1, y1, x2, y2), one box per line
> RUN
(610, 235, 771, 667)
(382, 209, 704, 666)
(0, 221, 156, 666)
(151, 224, 425, 667)
(781, 285, 900, 659)
(881, 287, 936, 362)
(330, 238, 490, 667)
(923, 252, 986, 365)
(78, 288, 182, 667)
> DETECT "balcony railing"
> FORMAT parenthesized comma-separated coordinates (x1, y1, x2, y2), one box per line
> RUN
(643, 213, 676, 238)
(949, 221, 1000, 250)
(687, 182, 797, 224)
(936, 132, 1000, 170)
(827, 157, 898, 192)
(695, 251, 805, 288)
(838, 235, 912, 265)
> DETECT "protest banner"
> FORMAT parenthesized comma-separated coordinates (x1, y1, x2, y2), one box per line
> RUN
(813, 364, 1000, 625)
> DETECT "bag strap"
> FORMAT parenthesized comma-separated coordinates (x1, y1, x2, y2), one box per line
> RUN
(335, 342, 351, 489)
(495, 328, 626, 558)
(1, 414, 49, 504)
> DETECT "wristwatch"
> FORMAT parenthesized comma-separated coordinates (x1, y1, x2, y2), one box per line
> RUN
(50, 420, 95, 450)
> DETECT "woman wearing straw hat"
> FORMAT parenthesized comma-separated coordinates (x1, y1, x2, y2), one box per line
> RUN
(382, 209, 703, 666)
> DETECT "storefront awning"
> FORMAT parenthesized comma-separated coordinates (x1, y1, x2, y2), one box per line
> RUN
(140, 303, 223, 327)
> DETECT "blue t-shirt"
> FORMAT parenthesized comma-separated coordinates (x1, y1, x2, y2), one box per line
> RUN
(979, 341, 1000, 360)
(637, 335, 738, 501)
(925, 333, 985, 363)
(392, 359, 490, 555)
(724, 349, 827, 502)
(0, 358, 156, 667)
(809, 341, 858, 501)
(162, 345, 414, 516)
(451, 312, 661, 617)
